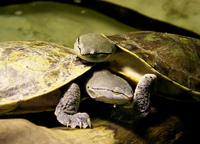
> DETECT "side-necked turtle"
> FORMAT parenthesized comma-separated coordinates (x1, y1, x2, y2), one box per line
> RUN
(73, 31, 200, 122)
(0, 41, 134, 128)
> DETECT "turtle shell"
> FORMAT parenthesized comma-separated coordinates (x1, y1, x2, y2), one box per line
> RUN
(107, 31, 200, 101)
(0, 41, 92, 114)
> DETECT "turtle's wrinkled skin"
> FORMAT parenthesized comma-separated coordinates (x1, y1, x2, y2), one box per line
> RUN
(0, 41, 92, 114)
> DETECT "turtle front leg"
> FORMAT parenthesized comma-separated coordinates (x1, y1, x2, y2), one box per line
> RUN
(55, 83, 91, 128)
(133, 74, 157, 120)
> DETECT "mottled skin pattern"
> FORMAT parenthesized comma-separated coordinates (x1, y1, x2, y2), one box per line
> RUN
(108, 31, 200, 92)
(0, 41, 91, 114)
(55, 83, 91, 128)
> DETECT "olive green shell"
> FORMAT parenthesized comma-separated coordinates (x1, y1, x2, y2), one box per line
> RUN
(107, 31, 200, 101)
(0, 41, 91, 114)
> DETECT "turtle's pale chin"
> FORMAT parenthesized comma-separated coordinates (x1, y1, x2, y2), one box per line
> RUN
(78, 53, 111, 63)
(93, 95, 132, 105)
(88, 90, 133, 105)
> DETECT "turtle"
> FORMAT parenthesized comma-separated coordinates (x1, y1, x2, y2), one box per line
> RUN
(0, 40, 135, 128)
(56, 31, 200, 128)
(72, 31, 200, 122)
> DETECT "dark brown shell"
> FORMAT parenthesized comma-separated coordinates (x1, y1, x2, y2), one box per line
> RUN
(108, 31, 200, 92)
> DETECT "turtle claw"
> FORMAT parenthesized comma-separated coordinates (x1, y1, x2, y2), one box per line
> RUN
(55, 112, 91, 128)
(70, 112, 91, 128)
(87, 118, 92, 128)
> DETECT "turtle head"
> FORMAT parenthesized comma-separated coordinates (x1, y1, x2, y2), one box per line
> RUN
(74, 33, 116, 63)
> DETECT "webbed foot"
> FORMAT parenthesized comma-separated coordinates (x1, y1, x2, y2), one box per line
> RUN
(55, 83, 91, 128)
(133, 74, 157, 120)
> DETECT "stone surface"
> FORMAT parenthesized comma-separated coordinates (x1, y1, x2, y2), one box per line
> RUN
(0, 114, 184, 144)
